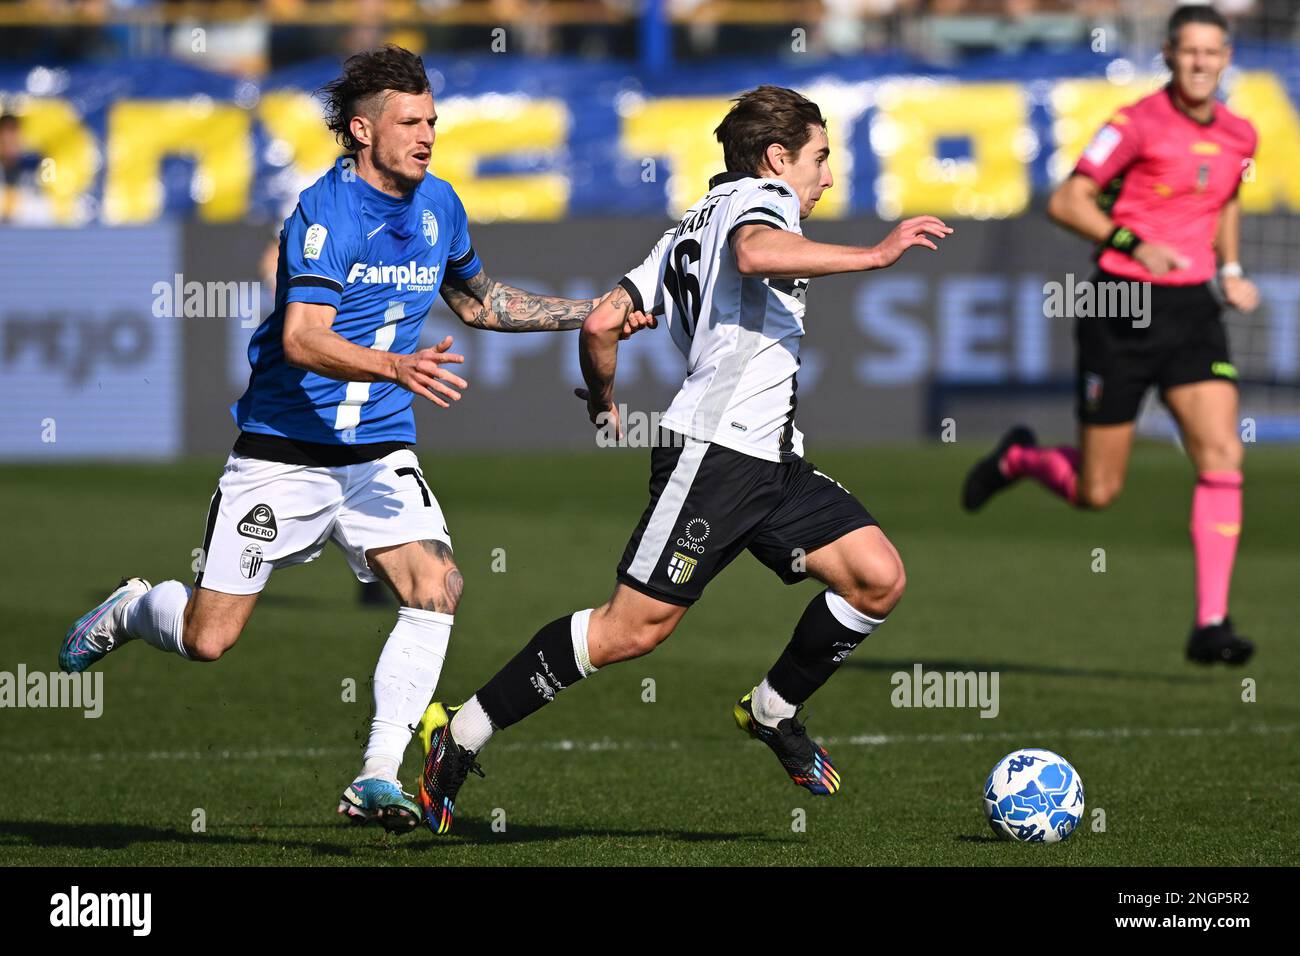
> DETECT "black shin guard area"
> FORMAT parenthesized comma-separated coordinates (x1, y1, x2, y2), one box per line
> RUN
(766, 591, 867, 705)
(475, 614, 584, 730)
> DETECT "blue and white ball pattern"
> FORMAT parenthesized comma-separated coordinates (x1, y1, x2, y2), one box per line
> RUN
(984, 748, 1085, 843)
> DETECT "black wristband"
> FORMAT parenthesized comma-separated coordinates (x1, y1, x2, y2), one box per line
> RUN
(1105, 225, 1142, 255)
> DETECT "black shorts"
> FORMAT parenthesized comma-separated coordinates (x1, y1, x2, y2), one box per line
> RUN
(616, 431, 878, 607)
(1076, 271, 1237, 425)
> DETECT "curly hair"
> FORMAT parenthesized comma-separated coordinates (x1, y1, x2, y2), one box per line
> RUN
(319, 46, 431, 152)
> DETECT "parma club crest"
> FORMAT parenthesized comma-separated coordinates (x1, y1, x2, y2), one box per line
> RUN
(666, 551, 697, 585)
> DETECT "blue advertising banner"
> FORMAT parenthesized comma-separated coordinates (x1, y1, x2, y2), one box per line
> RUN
(0, 46, 1296, 226)
(0, 225, 182, 459)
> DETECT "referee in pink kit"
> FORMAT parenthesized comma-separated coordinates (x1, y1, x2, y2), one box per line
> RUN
(963, 4, 1260, 664)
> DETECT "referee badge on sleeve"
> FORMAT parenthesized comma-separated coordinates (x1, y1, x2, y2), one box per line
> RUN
(1083, 125, 1122, 166)
(666, 551, 698, 585)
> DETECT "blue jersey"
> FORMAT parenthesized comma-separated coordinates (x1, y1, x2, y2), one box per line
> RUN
(232, 157, 481, 445)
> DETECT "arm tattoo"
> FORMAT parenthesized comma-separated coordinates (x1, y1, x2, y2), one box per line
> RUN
(441, 269, 594, 332)
(605, 285, 633, 318)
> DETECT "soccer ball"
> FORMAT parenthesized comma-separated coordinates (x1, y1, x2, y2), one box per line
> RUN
(983, 748, 1085, 843)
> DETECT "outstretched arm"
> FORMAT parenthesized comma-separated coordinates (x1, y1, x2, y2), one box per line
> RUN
(440, 266, 598, 332)
(731, 216, 952, 279)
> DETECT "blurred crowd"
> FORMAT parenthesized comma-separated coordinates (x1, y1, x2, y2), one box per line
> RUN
(0, 0, 1294, 73)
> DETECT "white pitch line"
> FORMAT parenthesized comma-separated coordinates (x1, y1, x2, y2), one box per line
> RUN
(1, 746, 352, 765)
(826, 723, 1296, 747)
(1, 723, 1292, 765)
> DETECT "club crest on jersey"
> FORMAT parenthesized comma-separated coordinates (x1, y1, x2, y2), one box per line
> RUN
(666, 551, 698, 585)
(239, 544, 264, 580)
(237, 504, 278, 541)
(422, 209, 438, 247)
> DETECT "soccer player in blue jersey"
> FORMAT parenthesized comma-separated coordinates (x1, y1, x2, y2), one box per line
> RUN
(58, 46, 648, 834)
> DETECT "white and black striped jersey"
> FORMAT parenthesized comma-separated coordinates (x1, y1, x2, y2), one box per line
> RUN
(618, 171, 809, 462)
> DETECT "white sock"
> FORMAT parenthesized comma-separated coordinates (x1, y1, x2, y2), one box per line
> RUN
(823, 590, 885, 635)
(448, 608, 598, 755)
(449, 695, 495, 753)
(357, 607, 452, 784)
(122, 580, 191, 659)
(751, 677, 796, 727)
(751, 592, 886, 728)
(571, 607, 598, 677)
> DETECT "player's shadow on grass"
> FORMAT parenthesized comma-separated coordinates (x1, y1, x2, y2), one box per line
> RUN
(0, 819, 416, 855)
(247, 819, 790, 849)
(0, 819, 789, 855)
(845, 658, 1210, 685)
(407, 817, 786, 848)
(0, 819, 302, 853)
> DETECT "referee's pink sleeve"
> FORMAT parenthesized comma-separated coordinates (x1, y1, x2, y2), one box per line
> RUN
(1073, 112, 1142, 186)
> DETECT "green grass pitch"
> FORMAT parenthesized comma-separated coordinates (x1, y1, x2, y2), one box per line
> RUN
(1, 443, 1297, 866)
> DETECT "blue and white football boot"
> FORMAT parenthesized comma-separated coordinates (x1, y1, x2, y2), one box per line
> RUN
(59, 577, 151, 674)
(337, 778, 421, 834)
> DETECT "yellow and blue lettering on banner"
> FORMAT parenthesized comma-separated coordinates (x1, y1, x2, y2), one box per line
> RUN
(1, 52, 1297, 225)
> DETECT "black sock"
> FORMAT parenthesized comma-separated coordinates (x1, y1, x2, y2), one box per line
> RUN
(475, 614, 586, 731)
(766, 590, 878, 705)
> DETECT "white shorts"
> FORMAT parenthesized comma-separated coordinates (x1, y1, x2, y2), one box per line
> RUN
(196, 449, 450, 595)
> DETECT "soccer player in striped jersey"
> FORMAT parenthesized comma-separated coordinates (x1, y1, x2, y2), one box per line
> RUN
(415, 86, 952, 834)
(961, 5, 1259, 665)
(58, 46, 650, 833)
